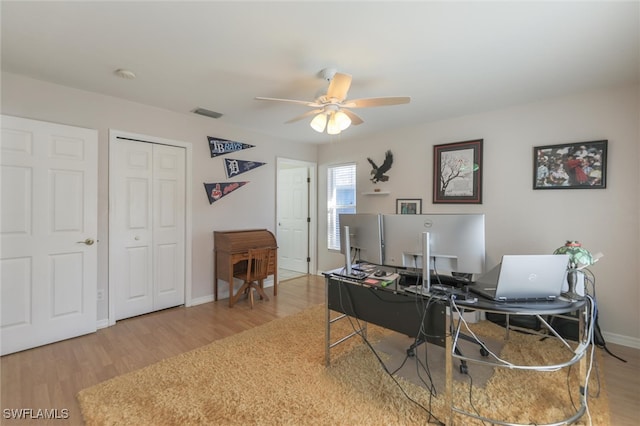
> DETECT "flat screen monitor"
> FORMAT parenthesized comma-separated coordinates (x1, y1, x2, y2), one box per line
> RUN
(339, 213, 384, 265)
(382, 214, 485, 276)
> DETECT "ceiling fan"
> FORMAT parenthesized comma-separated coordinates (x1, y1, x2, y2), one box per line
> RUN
(255, 68, 411, 135)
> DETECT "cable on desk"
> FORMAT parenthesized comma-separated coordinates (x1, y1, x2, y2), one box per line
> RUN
(450, 295, 599, 425)
(410, 291, 442, 397)
(332, 278, 445, 425)
(452, 298, 593, 371)
(567, 294, 598, 426)
(582, 269, 626, 363)
(440, 293, 485, 423)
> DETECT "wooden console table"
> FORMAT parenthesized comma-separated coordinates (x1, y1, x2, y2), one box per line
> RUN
(214, 229, 277, 306)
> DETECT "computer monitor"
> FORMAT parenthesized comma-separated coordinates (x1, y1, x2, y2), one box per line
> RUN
(381, 214, 486, 276)
(339, 213, 384, 265)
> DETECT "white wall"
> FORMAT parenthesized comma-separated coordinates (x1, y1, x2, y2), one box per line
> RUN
(318, 84, 640, 345)
(3, 71, 638, 345)
(1, 72, 317, 321)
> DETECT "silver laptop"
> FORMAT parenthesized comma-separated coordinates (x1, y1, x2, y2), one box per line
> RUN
(470, 254, 569, 302)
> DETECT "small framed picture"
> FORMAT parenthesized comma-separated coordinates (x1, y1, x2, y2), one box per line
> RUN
(533, 140, 607, 189)
(396, 198, 422, 214)
(433, 139, 483, 204)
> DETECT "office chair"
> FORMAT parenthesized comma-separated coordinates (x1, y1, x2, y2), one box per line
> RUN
(231, 247, 276, 308)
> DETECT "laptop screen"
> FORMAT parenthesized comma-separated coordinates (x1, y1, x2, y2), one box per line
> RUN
(472, 254, 569, 301)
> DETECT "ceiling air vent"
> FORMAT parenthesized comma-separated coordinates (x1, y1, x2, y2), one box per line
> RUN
(192, 108, 223, 119)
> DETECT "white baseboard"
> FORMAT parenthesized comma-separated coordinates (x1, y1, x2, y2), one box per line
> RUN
(190, 294, 215, 306)
(602, 331, 640, 349)
(189, 277, 275, 307)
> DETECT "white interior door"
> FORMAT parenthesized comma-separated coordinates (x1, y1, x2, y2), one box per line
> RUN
(110, 138, 185, 321)
(277, 165, 309, 273)
(1, 115, 97, 355)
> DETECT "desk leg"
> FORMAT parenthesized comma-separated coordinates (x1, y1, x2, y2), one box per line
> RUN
(228, 271, 235, 307)
(578, 306, 588, 413)
(325, 278, 330, 366)
(445, 325, 453, 425)
(214, 255, 218, 301)
(273, 270, 278, 297)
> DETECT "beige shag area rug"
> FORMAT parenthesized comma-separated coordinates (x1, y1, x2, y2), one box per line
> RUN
(77, 305, 610, 425)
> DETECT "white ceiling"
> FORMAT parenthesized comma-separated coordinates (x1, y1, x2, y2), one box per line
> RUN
(2, 1, 638, 144)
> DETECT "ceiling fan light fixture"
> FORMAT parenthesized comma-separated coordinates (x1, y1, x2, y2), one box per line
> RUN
(256, 69, 409, 136)
(326, 113, 342, 135)
(334, 110, 352, 131)
(310, 113, 327, 133)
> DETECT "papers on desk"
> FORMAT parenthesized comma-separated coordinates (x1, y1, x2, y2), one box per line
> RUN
(363, 273, 399, 288)
(351, 263, 377, 273)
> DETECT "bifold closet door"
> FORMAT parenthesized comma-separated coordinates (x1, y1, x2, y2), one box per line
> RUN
(110, 139, 185, 321)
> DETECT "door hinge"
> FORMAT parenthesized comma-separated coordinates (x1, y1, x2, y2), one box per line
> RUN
(307, 217, 311, 223)
(307, 257, 311, 263)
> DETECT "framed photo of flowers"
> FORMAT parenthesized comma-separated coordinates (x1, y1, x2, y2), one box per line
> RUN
(533, 140, 607, 189)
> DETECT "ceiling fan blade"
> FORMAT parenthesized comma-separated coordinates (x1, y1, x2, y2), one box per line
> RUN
(326, 73, 352, 102)
(340, 109, 364, 126)
(342, 96, 411, 108)
(255, 96, 319, 107)
(284, 109, 324, 124)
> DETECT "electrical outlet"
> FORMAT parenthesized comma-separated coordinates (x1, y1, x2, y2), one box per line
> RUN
(97, 290, 104, 301)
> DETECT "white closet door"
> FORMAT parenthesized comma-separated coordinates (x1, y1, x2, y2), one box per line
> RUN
(110, 139, 185, 321)
(152, 144, 185, 311)
(1, 115, 97, 355)
(111, 140, 154, 320)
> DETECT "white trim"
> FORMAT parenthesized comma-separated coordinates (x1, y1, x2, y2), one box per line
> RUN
(107, 129, 193, 325)
(602, 331, 640, 349)
(96, 319, 110, 329)
(190, 295, 215, 306)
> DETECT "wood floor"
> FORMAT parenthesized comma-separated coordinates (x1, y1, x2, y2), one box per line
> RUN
(1, 275, 638, 425)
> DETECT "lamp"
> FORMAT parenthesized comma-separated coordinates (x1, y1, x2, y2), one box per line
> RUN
(553, 241, 593, 300)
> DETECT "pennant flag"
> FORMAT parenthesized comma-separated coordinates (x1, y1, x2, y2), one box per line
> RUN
(204, 182, 249, 204)
(224, 158, 266, 178)
(207, 136, 254, 158)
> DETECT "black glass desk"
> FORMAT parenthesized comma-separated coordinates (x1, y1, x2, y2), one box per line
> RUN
(324, 271, 592, 426)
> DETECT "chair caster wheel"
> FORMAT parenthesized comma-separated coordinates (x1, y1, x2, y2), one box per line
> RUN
(407, 349, 415, 357)
(480, 347, 489, 357)
(459, 364, 468, 374)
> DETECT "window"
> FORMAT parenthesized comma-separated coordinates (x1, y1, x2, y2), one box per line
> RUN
(327, 163, 356, 250)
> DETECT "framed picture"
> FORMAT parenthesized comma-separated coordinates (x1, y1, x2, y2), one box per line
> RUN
(533, 140, 607, 189)
(396, 198, 422, 214)
(433, 139, 483, 204)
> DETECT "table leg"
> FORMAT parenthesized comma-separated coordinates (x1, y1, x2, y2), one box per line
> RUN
(228, 271, 234, 307)
(274, 270, 278, 297)
(446, 324, 453, 424)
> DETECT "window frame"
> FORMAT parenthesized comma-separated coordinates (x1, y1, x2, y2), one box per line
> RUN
(327, 162, 357, 251)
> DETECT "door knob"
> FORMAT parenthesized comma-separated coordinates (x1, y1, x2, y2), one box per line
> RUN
(77, 238, 95, 246)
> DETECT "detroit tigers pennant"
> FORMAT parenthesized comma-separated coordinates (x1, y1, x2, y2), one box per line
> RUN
(224, 158, 266, 178)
